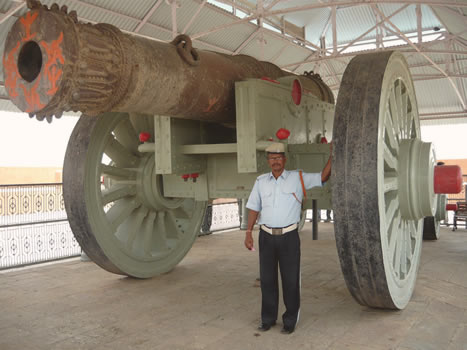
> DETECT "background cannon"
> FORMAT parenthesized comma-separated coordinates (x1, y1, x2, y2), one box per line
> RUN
(3, 1, 462, 310)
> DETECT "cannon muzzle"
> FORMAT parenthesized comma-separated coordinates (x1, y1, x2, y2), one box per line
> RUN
(3, 1, 334, 123)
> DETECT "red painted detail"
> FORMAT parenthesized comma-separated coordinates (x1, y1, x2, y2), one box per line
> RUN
(2, 41, 21, 98)
(19, 11, 38, 42)
(276, 128, 290, 140)
(139, 132, 151, 142)
(292, 79, 301, 105)
(46, 65, 62, 95)
(182, 174, 190, 181)
(320, 136, 328, 144)
(446, 204, 458, 211)
(268, 137, 274, 141)
(41, 32, 64, 95)
(204, 97, 219, 113)
(190, 173, 199, 179)
(261, 77, 280, 84)
(20, 78, 44, 112)
(434, 165, 463, 194)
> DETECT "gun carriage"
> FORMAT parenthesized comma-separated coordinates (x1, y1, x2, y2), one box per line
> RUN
(3, 1, 462, 310)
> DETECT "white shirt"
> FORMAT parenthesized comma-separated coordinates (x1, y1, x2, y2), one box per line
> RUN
(246, 169, 322, 227)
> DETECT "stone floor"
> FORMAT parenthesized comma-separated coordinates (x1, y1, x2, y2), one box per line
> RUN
(1, 223, 466, 350)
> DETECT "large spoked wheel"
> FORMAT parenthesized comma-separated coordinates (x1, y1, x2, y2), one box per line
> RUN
(63, 112, 206, 278)
(333, 51, 427, 309)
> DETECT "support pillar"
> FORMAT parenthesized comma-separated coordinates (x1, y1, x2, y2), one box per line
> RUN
(312, 199, 318, 240)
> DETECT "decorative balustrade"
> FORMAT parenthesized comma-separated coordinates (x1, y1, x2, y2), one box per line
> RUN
(0, 183, 242, 269)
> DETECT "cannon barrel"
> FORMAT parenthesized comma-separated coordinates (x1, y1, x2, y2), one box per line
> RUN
(3, 2, 334, 123)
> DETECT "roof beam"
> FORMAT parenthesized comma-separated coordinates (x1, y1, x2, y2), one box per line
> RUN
(192, 0, 322, 51)
(270, 44, 288, 63)
(331, 5, 337, 54)
(0, 1, 25, 25)
(412, 73, 467, 80)
(67, 0, 237, 54)
(432, 5, 467, 23)
(281, 40, 467, 68)
(263, 1, 467, 17)
(264, 0, 285, 11)
(318, 69, 467, 82)
(324, 60, 341, 86)
(374, 5, 466, 109)
(420, 111, 466, 117)
(134, 0, 164, 33)
(183, 0, 207, 34)
(372, 6, 384, 49)
(416, 4, 422, 45)
(292, 52, 314, 73)
(234, 28, 261, 54)
(320, 10, 332, 40)
(338, 4, 409, 54)
(190, 14, 258, 39)
(169, 0, 179, 39)
(420, 111, 467, 121)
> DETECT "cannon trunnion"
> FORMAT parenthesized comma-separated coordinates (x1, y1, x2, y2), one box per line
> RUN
(3, 2, 462, 310)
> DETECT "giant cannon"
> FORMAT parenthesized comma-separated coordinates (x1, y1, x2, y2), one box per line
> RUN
(3, 1, 462, 310)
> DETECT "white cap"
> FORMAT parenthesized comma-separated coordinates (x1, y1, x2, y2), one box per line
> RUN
(265, 142, 285, 153)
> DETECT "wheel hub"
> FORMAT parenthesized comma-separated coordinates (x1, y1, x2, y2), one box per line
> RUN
(137, 155, 183, 211)
(398, 139, 436, 220)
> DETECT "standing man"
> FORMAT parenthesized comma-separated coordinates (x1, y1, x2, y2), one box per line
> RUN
(244, 142, 331, 334)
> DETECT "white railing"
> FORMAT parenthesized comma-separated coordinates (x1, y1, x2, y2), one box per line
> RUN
(0, 183, 242, 269)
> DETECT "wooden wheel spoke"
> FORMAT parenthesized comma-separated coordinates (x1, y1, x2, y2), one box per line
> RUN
(114, 118, 140, 153)
(101, 164, 136, 179)
(401, 91, 409, 138)
(106, 198, 141, 231)
(409, 220, 418, 239)
(408, 112, 417, 139)
(384, 144, 398, 171)
(400, 222, 408, 275)
(389, 215, 401, 260)
(395, 82, 403, 137)
(175, 205, 193, 220)
(154, 211, 169, 254)
(384, 174, 398, 193)
(141, 212, 158, 256)
(105, 137, 140, 168)
(393, 222, 402, 276)
(406, 111, 412, 139)
(129, 113, 153, 136)
(406, 225, 413, 262)
(384, 111, 399, 153)
(102, 185, 136, 205)
(125, 207, 148, 250)
(389, 88, 400, 141)
(385, 196, 399, 230)
(166, 211, 183, 239)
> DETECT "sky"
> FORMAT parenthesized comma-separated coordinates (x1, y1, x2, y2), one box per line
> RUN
(0, 111, 466, 167)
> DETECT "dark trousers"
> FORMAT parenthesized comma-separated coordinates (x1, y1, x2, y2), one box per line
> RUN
(259, 228, 301, 329)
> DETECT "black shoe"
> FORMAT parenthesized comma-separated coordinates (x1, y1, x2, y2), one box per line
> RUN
(258, 322, 276, 331)
(281, 326, 295, 334)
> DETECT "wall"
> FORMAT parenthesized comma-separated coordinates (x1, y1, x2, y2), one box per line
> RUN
(437, 159, 467, 174)
(0, 167, 62, 184)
